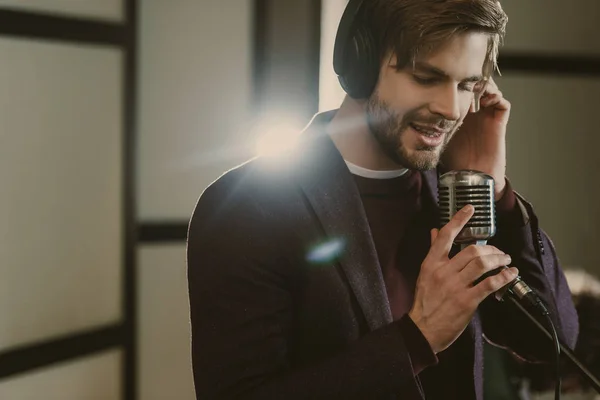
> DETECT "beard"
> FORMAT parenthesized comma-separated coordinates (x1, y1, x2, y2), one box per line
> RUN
(365, 94, 459, 171)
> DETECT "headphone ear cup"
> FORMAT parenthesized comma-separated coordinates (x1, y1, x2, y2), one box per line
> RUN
(338, 25, 379, 99)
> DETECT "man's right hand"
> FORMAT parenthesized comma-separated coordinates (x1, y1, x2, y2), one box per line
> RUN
(408, 204, 518, 354)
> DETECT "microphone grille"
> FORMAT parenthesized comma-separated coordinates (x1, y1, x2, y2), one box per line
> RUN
(438, 170, 496, 243)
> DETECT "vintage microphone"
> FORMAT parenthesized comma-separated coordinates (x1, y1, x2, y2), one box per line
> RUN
(438, 170, 600, 399)
(438, 170, 547, 312)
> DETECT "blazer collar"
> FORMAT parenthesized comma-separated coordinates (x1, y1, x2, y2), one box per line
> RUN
(294, 110, 440, 330)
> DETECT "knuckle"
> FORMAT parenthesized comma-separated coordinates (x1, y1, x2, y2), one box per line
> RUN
(443, 224, 460, 239)
(487, 272, 511, 291)
(420, 260, 433, 275)
(432, 268, 445, 283)
(485, 255, 501, 270)
(421, 256, 430, 268)
(473, 246, 488, 258)
(463, 245, 479, 258)
(476, 258, 489, 274)
(436, 228, 451, 243)
(457, 294, 475, 310)
(421, 258, 435, 274)
(481, 277, 498, 293)
(503, 268, 517, 282)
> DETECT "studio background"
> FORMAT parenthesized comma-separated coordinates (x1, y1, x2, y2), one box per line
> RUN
(0, 0, 598, 399)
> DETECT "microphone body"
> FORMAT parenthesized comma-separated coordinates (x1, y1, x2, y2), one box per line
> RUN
(438, 170, 548, 314)
(438, 170, 496, 246)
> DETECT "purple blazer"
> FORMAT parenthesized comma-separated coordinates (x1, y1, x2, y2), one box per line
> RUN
(187, 111, 578, 399)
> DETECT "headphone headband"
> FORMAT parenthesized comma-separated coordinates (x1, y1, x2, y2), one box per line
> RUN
(333, 0, 365, 76)
(332, 0, 379, 99)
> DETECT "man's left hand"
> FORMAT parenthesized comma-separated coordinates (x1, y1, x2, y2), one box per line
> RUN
(441, 77, 511, 199)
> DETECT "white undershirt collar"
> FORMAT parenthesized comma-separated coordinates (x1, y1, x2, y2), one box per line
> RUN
(345, 160, 409, 179)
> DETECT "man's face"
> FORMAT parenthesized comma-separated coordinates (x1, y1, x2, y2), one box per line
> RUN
(366, 32, 489, 170)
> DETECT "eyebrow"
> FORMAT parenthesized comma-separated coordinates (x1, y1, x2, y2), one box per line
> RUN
(413, 61, 484, 83)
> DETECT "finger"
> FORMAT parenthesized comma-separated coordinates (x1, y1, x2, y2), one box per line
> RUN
(480, 93, 511, 112)
(429, 204, 474, 259)
(448, 244, 507, 273)
(479, 91, 501, 104)
(470, 97, 477, 113)
(458, 253, 513, 285)
(471, 91, 484, 113)
(471, 266, 519, 302)
(430, 228, 439, 244)
(485, 76, 498, 91)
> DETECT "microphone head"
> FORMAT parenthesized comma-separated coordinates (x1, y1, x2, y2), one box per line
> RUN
(438, 170, 496, 244)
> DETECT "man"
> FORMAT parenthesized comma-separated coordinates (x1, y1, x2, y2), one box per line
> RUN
(187, 0, 579, 399)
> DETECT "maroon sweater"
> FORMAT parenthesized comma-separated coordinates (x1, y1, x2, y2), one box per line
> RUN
(352, 169, 518, 399)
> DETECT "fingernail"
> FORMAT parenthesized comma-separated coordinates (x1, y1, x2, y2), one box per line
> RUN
(462, 204, 473, 213)
(506, 255, 512, 265)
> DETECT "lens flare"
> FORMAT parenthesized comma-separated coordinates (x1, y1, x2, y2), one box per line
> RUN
(255, 121, 301, 157)
(306, 238, 346, 264)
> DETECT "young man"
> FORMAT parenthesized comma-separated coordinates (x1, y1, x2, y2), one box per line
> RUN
(187, 0, 579, 399)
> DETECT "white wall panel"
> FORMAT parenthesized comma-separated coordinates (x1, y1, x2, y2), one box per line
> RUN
(137, 0, 253, 221)
(496, 74, 600, 275)
(500, 0, 600, 55)
(0, 38, 123, 350)
(0, 0, 123, 22)
(138, 245, 195, 400)
(319, 0, 347, 112)
(0, 349, 121, 399)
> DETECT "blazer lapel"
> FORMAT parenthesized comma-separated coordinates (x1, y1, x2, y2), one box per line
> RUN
(294, 114, 392, 330)
(421, 168, 439, 206)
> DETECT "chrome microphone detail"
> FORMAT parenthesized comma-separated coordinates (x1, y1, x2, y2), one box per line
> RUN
(438, 170, 496, 246)
(437, 170, 548, 314)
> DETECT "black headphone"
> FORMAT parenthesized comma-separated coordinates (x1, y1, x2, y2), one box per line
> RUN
(333, 0, 380, 99)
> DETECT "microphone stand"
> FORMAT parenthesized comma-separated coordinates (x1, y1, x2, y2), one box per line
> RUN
(504, 294, 600, 395)
(458, 243, 600, 395)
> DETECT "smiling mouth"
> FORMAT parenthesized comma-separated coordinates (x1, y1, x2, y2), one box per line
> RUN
(409, 123, 445, 137)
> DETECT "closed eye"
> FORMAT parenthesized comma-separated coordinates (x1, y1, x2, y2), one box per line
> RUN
(413, 74, 482, 92)
(413, 75, 439, 85)
(458, 82, 477, 92)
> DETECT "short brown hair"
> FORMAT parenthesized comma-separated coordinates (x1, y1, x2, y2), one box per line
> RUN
(363, 0, 508, 77)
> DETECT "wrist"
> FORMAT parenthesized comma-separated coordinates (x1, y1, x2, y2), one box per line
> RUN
(408, 310, 439, 354)
(494, 176, 507, 200)
(400, 314, 439, 373)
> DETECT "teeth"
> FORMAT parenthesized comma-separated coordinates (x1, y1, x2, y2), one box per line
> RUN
(411, 124, 439, 137)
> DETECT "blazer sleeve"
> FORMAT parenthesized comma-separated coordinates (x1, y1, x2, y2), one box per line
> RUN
(186, 176, 435, 400)
(480, 180, 579, 362)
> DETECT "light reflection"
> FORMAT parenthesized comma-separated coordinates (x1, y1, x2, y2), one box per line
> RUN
(306, 238, 346, 264)
(255, 120, 302, 157)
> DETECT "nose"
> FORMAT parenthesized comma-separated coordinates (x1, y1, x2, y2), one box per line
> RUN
(429, 84, 461, 122)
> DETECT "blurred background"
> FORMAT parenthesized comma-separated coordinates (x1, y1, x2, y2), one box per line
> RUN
(0, 0, 598, 399)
